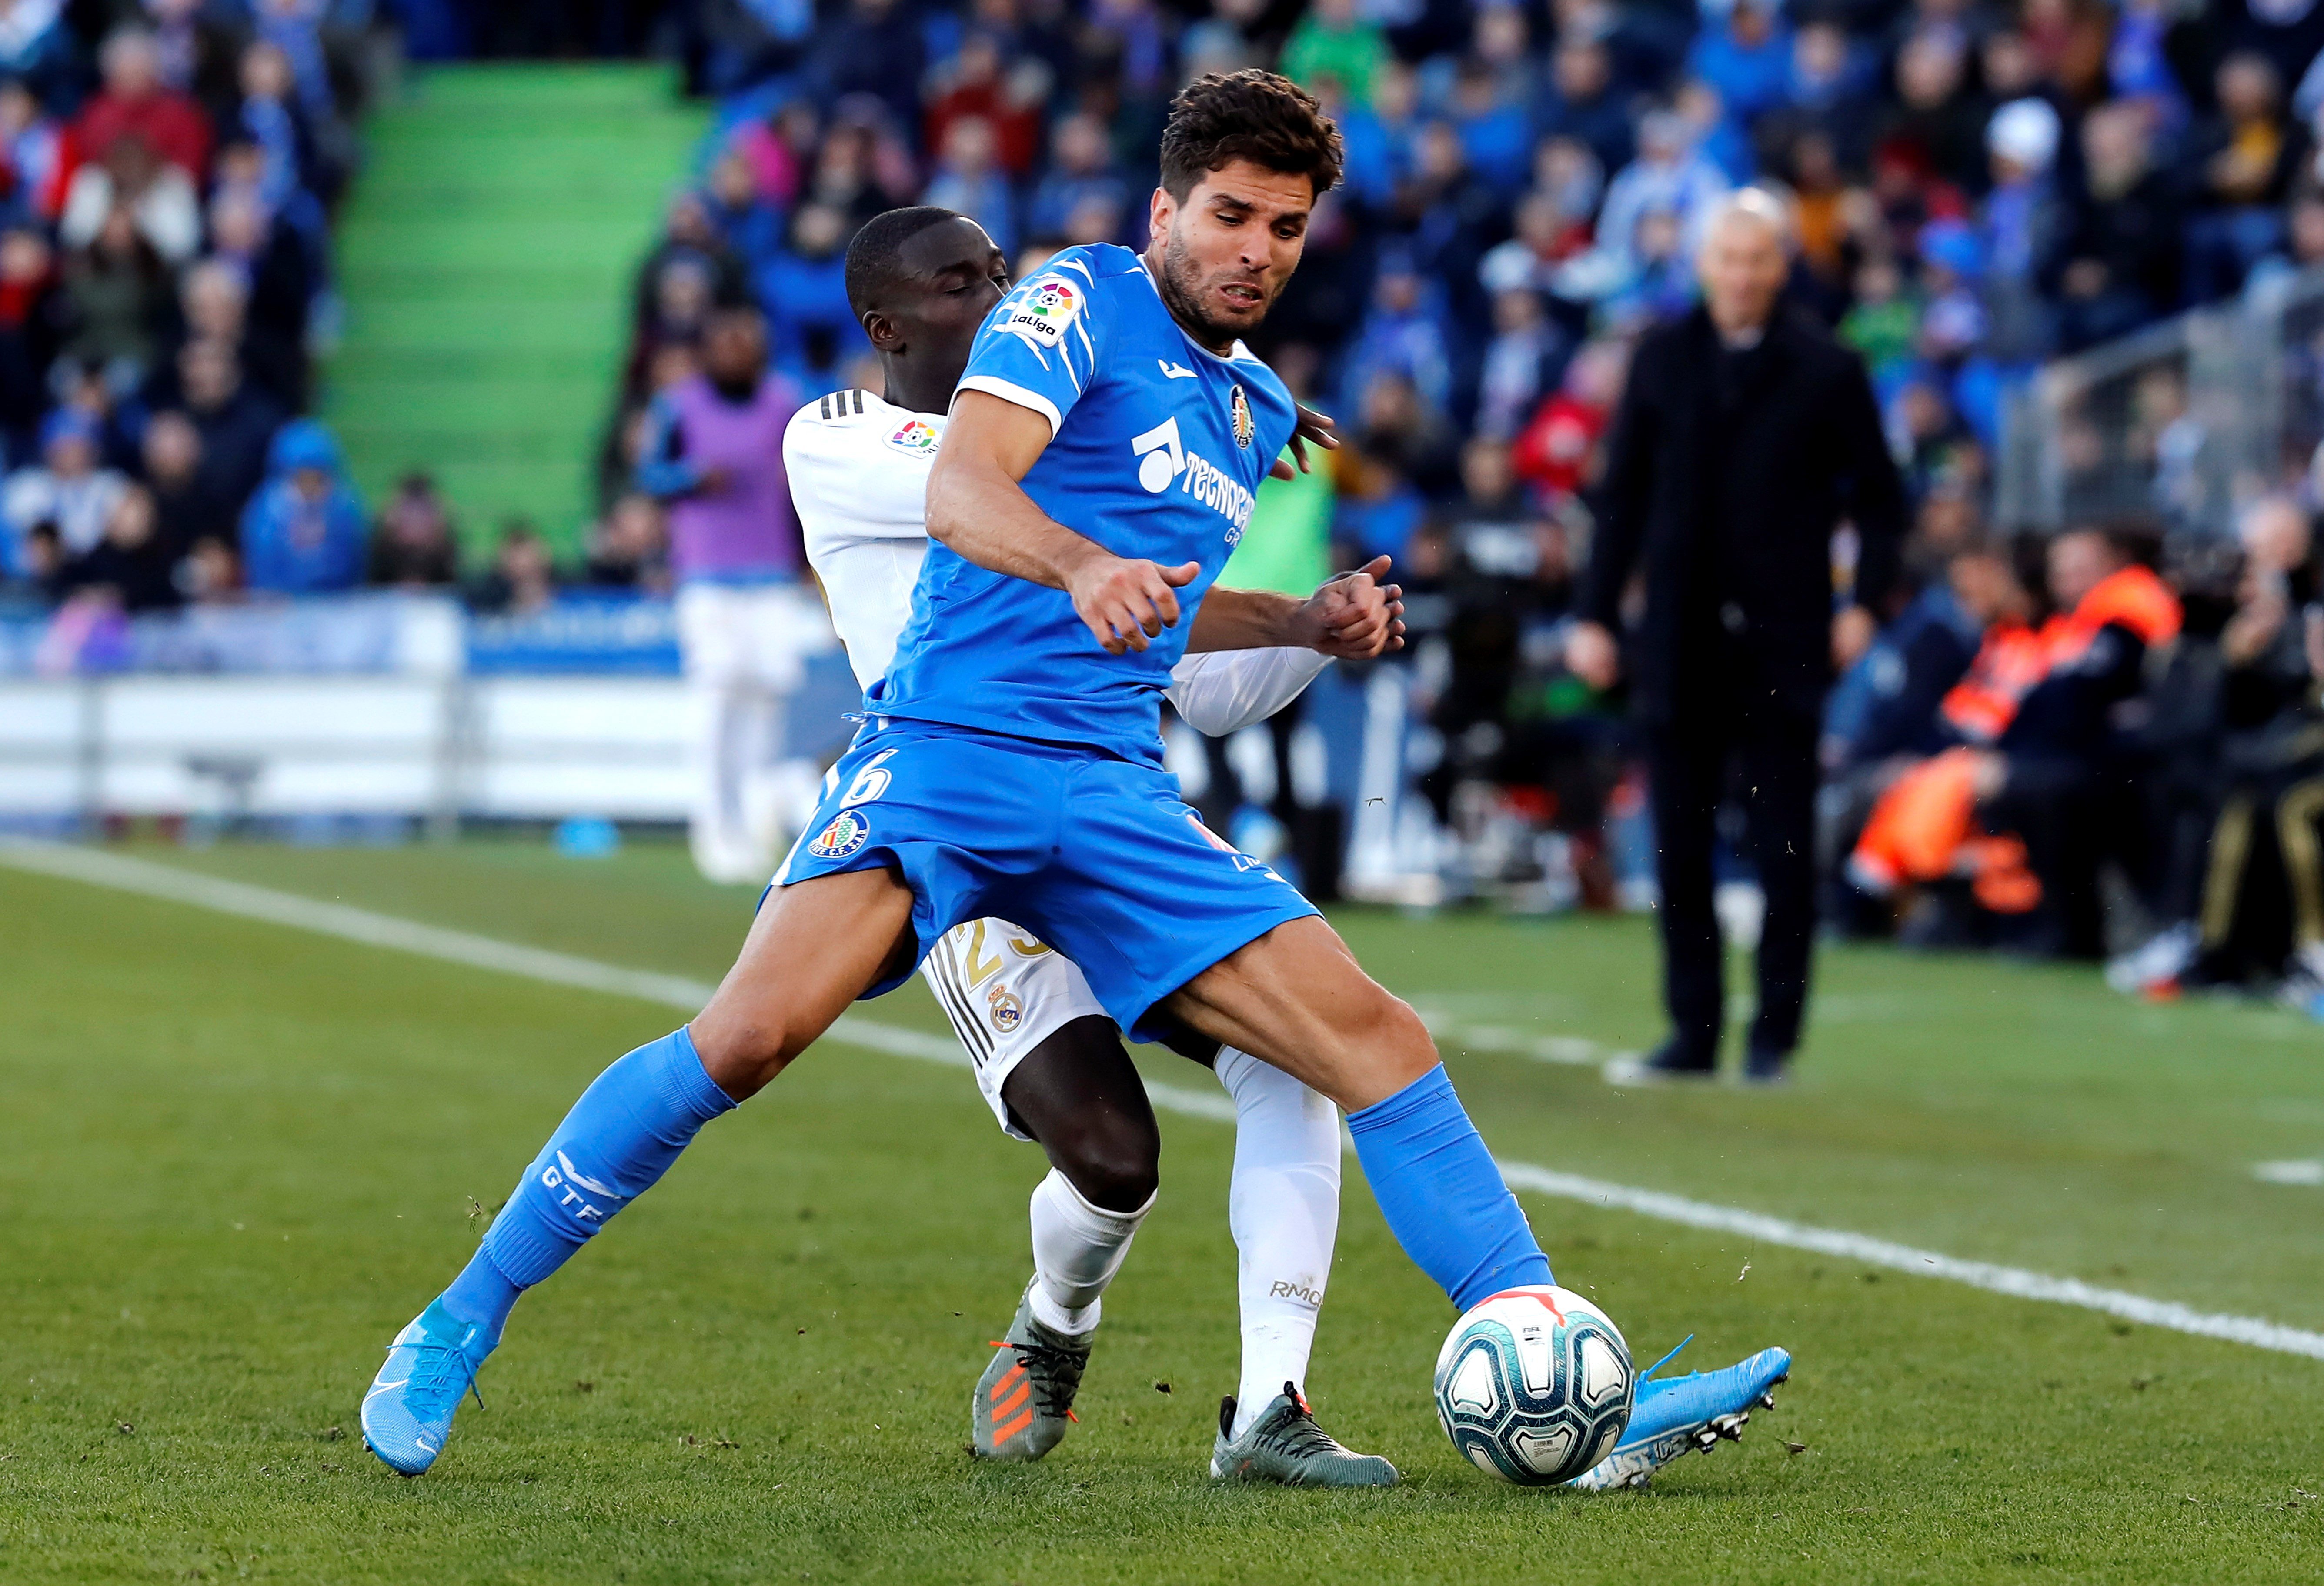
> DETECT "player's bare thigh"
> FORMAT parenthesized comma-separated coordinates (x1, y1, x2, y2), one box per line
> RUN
(689, 866, 918, 1100)
(1161, 915, 1437, 1112)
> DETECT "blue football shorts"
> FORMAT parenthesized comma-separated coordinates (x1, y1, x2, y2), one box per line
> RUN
(772, 716, 1319, 1039)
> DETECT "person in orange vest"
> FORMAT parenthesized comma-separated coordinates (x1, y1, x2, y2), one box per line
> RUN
(1852, 525, 2180, 954)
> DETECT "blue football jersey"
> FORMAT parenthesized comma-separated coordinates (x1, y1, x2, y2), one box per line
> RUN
(872, 243, 1299, 767)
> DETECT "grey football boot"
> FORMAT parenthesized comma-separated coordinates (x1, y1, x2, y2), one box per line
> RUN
(970, 1283, 1092, 1461)
(1210, 1383, 1399, 1487)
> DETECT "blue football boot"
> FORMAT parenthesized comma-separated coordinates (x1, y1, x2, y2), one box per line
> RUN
(360, 1298, 494, 1476)
(1567, 1339, 1791, 1491)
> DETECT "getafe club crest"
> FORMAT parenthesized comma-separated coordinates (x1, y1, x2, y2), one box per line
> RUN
(1229, 384, 1254, 449)
(885, 419, 940, 455)
(808, 809, 870, 860)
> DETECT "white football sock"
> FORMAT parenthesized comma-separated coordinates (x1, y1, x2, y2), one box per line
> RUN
(1216, 1044, 1342, 1437)
(1026, 1168, 1151, 1336)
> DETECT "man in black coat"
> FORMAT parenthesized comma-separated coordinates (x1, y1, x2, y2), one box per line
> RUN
(1568, 190, 1906, 1084)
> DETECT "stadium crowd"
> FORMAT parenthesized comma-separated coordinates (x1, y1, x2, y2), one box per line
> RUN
(11, 0, 2324, 1003)
(0, 0, 391, 619)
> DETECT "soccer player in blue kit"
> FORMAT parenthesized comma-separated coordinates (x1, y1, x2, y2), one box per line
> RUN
(361, 70, 1789, 1488)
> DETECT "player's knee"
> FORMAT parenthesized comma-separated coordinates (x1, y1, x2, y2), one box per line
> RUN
(1350, 985, 1439, 1091)
(686, 1008, 809, 1101)
(1055, 1115, 1160, 1212)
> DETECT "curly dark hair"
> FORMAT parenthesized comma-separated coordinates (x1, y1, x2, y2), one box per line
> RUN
(1158, 70, 1344, 203)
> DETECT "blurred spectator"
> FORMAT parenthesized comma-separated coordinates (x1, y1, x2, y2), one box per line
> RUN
(3, 406, 127, 558)
(1536, 37, 1632, 177)
(582, 490, 672, 595)
(60, 199, 171, 394)
(1027, 111, 1127, 244)
(204, 182, 313, 358)
(366, 470, 460, 589)
(1838, 253, 1921, 381)
(468, 516, 558, 615)
(2184, 53, 2308, 301)
(1978, 97, 2065, 366)
(755, 200, 861, 387)
(1511, 337, 1623, 498)
(74, 26, 213, 180)
(60, 130, 201, 264)
(0, 219, 60, 438)
(177, 531, 236, 604)
(1339, 251, 1453, 413)
(630, 191, 750, 354)
(6, 514, 60, 587)
(729, 100, 821, 210)
(1474, 286, 1565, 440)
(634, 302, 831, 883)
(239, 417, 363, 594)
(2054, 100, 2181, 350)
(924, 30, 1045, 177)
(1281, 0, 1386, 107)
(1594, 111, 1732, 275)
(920, 115, 1017, 259)
(176, 337, 285, 516)
(140, 407, 228, 551)
(57, 481, 177, 611)
(0, 1, 77, 114)
(0, 75, 71, 222)
(1688, 0, 1792, 128)
(804, 0, 925, 129)
(1875, 29, 1985, 196)
(703, 144, 784, 270)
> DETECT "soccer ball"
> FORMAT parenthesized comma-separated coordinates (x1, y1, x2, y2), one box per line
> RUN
(1433, 1285, 1634, 1485)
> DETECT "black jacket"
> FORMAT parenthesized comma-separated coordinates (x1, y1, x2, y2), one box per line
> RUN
(1579, 304, 1906, 725)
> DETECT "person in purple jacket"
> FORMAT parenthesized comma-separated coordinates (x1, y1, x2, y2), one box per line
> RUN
(635, 303, 836, 883)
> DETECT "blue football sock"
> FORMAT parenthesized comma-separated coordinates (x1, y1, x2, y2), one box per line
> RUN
(1345, 1064, 1552, 1312)
(440, 1247, 521, 1345)
(452, 1028, 736, 1330)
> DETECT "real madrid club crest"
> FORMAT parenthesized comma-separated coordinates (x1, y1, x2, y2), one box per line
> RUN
(987, 986, 1024, 1033)
(808, 808, 870, 860)
(1229, 384, 1254, 449)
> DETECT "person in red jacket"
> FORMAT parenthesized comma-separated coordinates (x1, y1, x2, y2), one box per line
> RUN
(72, 26, 212, 183)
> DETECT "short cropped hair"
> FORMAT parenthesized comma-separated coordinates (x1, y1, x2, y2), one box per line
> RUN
(1159, 70, 1343, 203)
(843, 205, 962, 317)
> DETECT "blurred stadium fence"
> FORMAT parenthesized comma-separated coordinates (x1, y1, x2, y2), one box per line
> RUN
(2000, 263, 2324, 535)
(0, 595, 1443, 899)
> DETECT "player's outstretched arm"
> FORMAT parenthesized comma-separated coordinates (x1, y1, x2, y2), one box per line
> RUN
(1188, 556, 1405, 658)
(927, 390, 1199, 656)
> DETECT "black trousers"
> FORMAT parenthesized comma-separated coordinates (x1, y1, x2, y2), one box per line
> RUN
(1646, 702, 1820, 1064)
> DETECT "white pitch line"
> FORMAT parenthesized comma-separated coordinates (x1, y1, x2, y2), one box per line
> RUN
(7, 839, 2319, 1362)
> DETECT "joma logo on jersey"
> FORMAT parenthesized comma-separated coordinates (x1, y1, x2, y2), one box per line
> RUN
(1130, 416, 1254, 540)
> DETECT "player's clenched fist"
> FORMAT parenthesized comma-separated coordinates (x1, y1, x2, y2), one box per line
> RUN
(1064, 549, 1201, 654)
(1293, 555, 1405, 660)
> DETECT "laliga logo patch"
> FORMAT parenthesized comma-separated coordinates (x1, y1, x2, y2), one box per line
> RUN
(808, 809, 870, 860)
(1230, 384, 1254, 449)
(1001, 276, 1079, 348)
(885, 419, 940, 456)
(986, 986, 1023, 1033)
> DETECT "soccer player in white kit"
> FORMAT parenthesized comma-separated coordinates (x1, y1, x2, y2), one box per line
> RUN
(783, 206, 1395, 1484)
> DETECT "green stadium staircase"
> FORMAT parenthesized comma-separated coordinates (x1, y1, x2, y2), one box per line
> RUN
(324, 64, 708, 559)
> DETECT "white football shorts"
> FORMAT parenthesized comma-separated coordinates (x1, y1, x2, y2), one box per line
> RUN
(919, 916, 1109, 1140)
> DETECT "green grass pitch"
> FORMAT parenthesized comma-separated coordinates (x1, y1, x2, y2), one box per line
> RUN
(2, 836, 2321, 1583)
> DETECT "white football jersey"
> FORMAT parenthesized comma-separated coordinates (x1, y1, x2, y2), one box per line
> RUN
(782, 387, 1327, 733)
